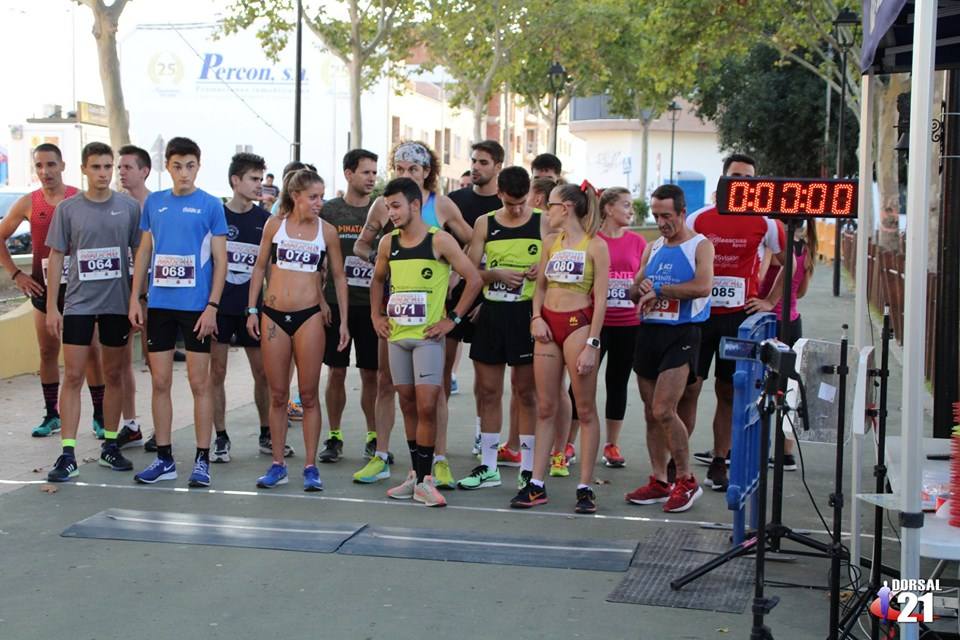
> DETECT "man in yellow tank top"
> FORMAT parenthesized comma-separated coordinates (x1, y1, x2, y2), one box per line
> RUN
(369, 178, 482, 507)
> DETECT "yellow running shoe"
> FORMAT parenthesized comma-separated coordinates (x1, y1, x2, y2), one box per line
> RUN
(353, 455, 391, 484)
(549, 451, 569, 477)
(432, 459, 456, 490)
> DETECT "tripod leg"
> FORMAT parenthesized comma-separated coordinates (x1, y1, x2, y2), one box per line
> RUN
(669, 535, 758, 590)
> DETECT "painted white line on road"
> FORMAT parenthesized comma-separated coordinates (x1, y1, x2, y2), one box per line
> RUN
(368, 531, 634, 554)
(105, 513, 347, 536)
(0, 478, 900, 543)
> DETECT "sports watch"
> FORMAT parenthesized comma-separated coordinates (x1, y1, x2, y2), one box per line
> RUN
(246, 307, 259, 317)
(586, 337, 601, 349)
(448, 311, 462, 325)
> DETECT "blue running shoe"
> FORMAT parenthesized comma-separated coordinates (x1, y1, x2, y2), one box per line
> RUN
(188, 460, 211, 487)
(32, 415, 61, 438)
(303, 465, 323, 492)
(256, 463, 288, 488)
(92, 417, 105, 440)
(47, 454, 78, 482)
(135, 457, 177, 484)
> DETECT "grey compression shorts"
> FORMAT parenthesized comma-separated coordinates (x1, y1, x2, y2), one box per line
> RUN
(388, 338, 445, 386)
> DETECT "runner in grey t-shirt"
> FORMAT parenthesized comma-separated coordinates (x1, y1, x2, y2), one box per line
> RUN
(43, 142, 141, 483)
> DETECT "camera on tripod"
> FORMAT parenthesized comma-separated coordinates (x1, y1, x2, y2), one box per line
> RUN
(719, 336, 798, 377)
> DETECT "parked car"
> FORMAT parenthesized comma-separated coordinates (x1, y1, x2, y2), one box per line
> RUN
(0, 191, 30, 254)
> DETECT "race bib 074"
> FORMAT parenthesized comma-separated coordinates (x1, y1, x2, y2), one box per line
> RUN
(387, 291, 428, 325)
(153, 254, 196, 287)
(77, 246, 122, 281)
(344, 255, 373, 288)
(276, 239, 321, 272)
(545, 249, 586, 283)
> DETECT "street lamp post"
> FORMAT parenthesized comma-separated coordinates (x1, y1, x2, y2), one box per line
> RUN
(547, 61, 566, 156)
(667, 100, 681, 184)
(832, 8, 858, 296)
(292, 0, 303, 162)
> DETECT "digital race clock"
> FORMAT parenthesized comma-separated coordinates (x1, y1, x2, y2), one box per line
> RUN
(715, 177, 858, 219)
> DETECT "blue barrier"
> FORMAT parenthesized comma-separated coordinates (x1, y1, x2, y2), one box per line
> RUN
(726, 312, 778, 544)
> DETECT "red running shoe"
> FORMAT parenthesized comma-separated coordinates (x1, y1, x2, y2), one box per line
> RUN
(497, 445, 521, 467)
(602, 443, 625, 468)
(625, 476, 672, 505)
(663, 475, 703, 513)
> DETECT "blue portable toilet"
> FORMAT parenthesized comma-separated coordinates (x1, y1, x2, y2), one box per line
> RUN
(676, 171, 705, 211)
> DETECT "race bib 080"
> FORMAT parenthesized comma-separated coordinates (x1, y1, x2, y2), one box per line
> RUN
(344, 255, 373, 288)
(545, 250, 586, 283)
(77, 246, 122, 281)
(276, 239, 321, 272)
(711, 275, 746, 308)
(153, 254, 196, 287)
(387, 291, 428, 325)
(227, 241, 259, 274)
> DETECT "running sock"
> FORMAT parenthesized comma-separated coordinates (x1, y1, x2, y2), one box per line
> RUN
(195, 448, 210, 463)
(157, 444, 173, 461)
(329, 429, 343, 441)
(104, 430, 117, 441)
(42, 382, 59, 417)
(474, 416, 481, 439)
(88, 384, 105, 422)
(375, 451, 390, 463)
(530, 478, 544, 488)
(62, 438, 76, 457)
(366, 431, 377, 443)
(123, 419, 140, 432)
(433, 454, 446, 463)
(416, 444, 435, 483)
(480, 432, 499, 470)
(577, 483, 589, 490)
(519, 435, 535, 472)
(407, 439, 418, 471)
(259, 426, 270, 437)
(216, 429, 228, 440)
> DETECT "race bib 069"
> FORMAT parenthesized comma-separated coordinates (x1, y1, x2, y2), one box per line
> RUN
(545, 249, 586, 283)
(344, 255, 373, 288)
(387, 291, 428, 325)
(153, 254, 196, 287)
(77, 246, 122, 281)
(485, 273, 524, 302)
(227, 241, 259, 274)
(606, 277, 634, 309)
(276, 239, 321, 272)
(645, 297, 680, 322)
(711, 275, 746, 308)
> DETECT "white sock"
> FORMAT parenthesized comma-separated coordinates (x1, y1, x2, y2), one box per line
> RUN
(433, 454, 446, 463)
(124, 419, 140, 431)
(577, 483, 589, 490)
(530, 478, 544, 488)
(480, 432, 500, 470)
(376, 451, 389, 463)
(474, 416, 481, 438)
(519, 435, 535, 472)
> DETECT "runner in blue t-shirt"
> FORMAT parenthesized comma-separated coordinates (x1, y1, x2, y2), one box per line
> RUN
(128, 137, 228, 488)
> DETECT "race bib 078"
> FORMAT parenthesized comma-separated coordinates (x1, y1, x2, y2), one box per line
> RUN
(276, 239, 321, 272)
(153, 254, 196, 287)
(387, 291, 428, 325)
(77, 246, 122, 281)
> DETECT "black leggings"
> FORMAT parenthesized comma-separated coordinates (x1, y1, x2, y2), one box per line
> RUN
(570, 324, 640, 421)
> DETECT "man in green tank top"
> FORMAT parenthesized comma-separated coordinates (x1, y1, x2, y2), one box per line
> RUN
(370, 178, 482, 507)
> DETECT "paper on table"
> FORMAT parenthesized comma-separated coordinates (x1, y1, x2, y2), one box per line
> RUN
(818, 382, 837, 403)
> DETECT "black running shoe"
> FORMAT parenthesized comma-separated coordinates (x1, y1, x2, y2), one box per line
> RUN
(694, 450, 730, 466)
(116, 425, 143, 449)
(47, 454, 78, 482)
(363, 436, 377, 460)
(517, 469, 533, 491)
(317, 437, 343, 463)
(705, 457, 728, 492)
(510, 482, 548, 509)
(144, 434, 157, 452)
(259, 434, 294, 457)
(768, 454, 798, 471)
(99, 443, 134, 471)
(211, 434, 231, 463)
(575, 487, 597, 514)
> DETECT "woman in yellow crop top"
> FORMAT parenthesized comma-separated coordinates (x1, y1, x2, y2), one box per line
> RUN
(510, 182, 609, 515)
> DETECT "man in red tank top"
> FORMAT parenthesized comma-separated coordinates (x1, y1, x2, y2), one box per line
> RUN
(681, 154, 787, 492)
(0, 143, 106, 438)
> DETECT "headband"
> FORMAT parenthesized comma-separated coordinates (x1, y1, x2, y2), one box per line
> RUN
(394, 142, 431, 168)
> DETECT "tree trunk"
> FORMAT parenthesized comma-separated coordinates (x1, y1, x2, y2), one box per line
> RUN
(89, 2, 130, 152)
(472, 90, 486, 144)
(876, 74, 909, 252)
(349, 54, 363, 149)
(640, 118, 650, 199)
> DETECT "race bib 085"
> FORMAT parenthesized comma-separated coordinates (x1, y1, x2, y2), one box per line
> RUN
(712, 276, 746, 308)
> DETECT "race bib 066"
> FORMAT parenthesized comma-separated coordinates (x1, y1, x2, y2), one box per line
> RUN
(387, 291, 428, 325)
(606, 277, 634, 309)
(153, 254, 196, 287)
(77, 246, 122, 281)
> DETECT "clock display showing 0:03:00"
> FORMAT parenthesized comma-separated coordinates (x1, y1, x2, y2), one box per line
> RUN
(725, 180, 856, 216)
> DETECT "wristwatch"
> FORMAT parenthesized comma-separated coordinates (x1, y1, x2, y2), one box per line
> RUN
(586, 337, 601, 349)
(246, 307, 259, 316)
(448, 311, 462, 325)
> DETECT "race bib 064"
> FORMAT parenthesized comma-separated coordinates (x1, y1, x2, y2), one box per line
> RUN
(77, 246, 122, 281)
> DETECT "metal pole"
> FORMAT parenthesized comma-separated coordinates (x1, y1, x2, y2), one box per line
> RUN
(824, 45, 833, 176)
(551, 91, 559, 155)
(833, 45, 848, 296)
(900, 3, 937, 639)
(933, 70, 960, 438)
(292, 0, 303, 162)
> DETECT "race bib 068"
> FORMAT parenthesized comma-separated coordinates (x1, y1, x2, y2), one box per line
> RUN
(153, 254, 196, 287)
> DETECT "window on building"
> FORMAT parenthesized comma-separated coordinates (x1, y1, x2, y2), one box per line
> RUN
(443, 129, 451, 165)
(403, 125, 413, 140)
(526, 129, 536, 155)
(235, 144, 253, 154)
(435, 130, 443, 161)
(391, 117, 401, 145)
(454, 135, 462, 158)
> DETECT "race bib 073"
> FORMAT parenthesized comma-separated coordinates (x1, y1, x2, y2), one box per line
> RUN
(226, 241, 259, 274)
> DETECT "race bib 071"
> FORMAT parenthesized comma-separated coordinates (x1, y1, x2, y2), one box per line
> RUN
(387, 291, 428, 325)
(77, 246, 122, 281)
(153, 254, 196, 287)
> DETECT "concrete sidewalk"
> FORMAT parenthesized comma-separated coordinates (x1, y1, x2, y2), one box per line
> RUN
(0, 268, 944, 640)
